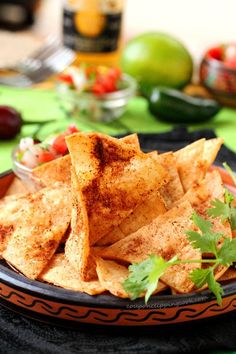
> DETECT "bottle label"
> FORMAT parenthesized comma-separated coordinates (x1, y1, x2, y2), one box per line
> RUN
(63, 8, 122, 53)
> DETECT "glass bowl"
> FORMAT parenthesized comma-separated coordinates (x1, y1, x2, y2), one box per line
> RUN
(200, 57, 236, 107)
(56, 74, 137, 122)
(12, 147, 36, 190)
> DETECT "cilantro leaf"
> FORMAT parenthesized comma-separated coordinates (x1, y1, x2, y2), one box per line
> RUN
(190, 267, 223, 305)
(207, 270, 224, 306)
(225, 189, 234, 204)
(218, 237, 236, 266)
(207, 190, 236, 231)
(186, 213, 222, 256)
(124, 211, 229, 307)
(186, 230, 221, 255)
(190, 268, 212, 288)
(223, 162, 236, 186)
(191, 212, 212, 233)
(123, 255, 176, 303)
(39, 143, 51, 151)
(207, 198, 230, 222)
(230, 206, 236, 231)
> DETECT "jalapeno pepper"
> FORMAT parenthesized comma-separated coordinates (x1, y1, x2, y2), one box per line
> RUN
(147, 87, 221, 124)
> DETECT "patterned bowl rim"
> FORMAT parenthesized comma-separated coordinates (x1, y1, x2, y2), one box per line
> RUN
(0, 259, 236, 309)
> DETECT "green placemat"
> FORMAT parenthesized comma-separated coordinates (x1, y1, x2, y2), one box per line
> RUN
(0, 85, 236, 173)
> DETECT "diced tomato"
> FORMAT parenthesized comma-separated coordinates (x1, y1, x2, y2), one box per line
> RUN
(98, 76, 116, 93)
(107, 67, 122, 80)
(21, 149, 38, 169)
(66, 124, 79, 134)
(224, 58, 236, 69)
(52, 134, 68, 155)
(37, 150, 56, 164)
(85, 65, 97, 79)
(58, 74, 74, 85)
(92, 82, 106, 95)
(207, 46, 223, 61)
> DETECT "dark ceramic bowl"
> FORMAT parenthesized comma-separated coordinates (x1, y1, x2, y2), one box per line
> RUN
(200, 57, 236, 107)
(0, 169, 236, 327)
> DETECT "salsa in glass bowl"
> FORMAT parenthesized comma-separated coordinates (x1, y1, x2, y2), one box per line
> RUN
(12, 124, 79, 181)
(56, 65, 137, 122)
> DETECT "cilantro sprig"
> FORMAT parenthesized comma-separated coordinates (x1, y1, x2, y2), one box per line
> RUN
(207, 189, 236, 230)
(190, 267, 223, 305)
(123, 255, 177, 303)
(186, 212, 223, 255)
(123, 213, 236, 306)
(123, 163, 236, 305)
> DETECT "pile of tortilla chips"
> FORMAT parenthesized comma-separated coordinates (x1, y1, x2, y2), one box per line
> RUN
(1, 132, 235, 298)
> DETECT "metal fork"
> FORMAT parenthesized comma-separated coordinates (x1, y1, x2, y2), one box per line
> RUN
(1, 36, 60, 73)
(0, 42, 76, 87)
(12, 36, 61, 74)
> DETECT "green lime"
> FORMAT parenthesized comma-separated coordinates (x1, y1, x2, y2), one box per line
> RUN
(121, 32, 193, 89)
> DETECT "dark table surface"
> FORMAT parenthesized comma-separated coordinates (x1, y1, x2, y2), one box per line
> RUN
(1, 303, 236, 354)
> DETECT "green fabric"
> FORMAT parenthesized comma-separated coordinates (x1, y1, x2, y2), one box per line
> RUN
(0, 85, 236, 173)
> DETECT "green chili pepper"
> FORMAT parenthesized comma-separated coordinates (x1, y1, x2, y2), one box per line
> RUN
(147, 87, 221, 124)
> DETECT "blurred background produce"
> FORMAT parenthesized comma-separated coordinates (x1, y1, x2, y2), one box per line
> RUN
(0, 106, 22, 139)
(200, 43, 236, 108)
(120, 32, 193, 89)
(0, 0, 236, 166)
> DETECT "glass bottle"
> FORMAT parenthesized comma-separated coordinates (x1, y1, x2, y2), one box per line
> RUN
(63, 0, 124, 66)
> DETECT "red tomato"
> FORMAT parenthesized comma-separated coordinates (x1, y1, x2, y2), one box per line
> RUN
(38, 150, 56, 164)
(58, 74, 74, 85)
(224, 58, 236, 69)
(207, 47, 223, 61)
(98, 76, 116, 93)
(66, 124, 79, 134)
(52, 134, 68, 155)
(85, 65, 97, 79)
(107, 67, 121, 80)
(92, 82, 106, 95)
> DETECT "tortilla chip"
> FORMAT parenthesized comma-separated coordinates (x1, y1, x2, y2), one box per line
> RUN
(60, 225, 71, 245)
(219, 267, 236, 282)
(176, 169, 232, 283)
(202, 138, 224, 174)
(99, 201, 201, 293)
(120, 133, 141, 150)
(66, 132, 168, 246)
(171, 288, 178, 295)
(97, 191, 167, 246)
(39, 254, 105, 295)
(174, 139, 205, 192)
(96, 258, 167, 298)
(5, 177, 31, 195)
(65, 167, 93, 280)
(0, 193, 29, 255)
(96, 258, 130, 298)
(0, 193, 26, 205)
(177, 170, 232, 240)
(158, 152, 184, 208)
(177, 170, 224, 212)
(32, 155, 71, 187)
(32, 134, 140, 188)
(3, 183, 71, 279)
